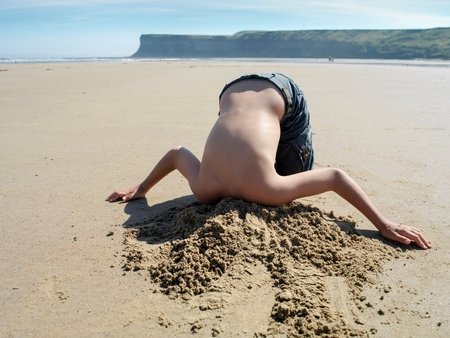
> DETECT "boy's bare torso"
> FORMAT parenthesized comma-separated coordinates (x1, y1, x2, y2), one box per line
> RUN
(194, 79, 286, 203)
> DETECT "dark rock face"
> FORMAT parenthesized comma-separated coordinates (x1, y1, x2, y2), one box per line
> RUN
(131, 28, 450, 59)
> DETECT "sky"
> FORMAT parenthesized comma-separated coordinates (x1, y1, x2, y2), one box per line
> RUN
(1, 0, 450, 58)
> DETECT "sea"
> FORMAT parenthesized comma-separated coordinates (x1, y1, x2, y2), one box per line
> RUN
(1, 56, 450, 68)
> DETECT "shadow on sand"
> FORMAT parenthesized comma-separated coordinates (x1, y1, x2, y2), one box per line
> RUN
(121, 194, 197, 227)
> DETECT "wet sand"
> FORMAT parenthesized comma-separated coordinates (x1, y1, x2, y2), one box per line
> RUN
(0, 60, 449, 337)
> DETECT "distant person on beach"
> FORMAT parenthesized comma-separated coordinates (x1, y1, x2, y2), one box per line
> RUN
(107, 73, 431, 249)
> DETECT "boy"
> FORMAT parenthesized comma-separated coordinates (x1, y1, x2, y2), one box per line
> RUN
(107, 73, 431, 249)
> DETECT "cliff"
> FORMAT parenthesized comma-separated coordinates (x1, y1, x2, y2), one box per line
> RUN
(131, 28, 450, 59)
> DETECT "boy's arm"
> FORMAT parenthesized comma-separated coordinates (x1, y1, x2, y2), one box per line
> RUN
(277, 168, 432, 249)
(106, 146, 200, 203)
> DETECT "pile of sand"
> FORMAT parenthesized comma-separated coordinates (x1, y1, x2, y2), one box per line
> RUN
(122, 198, 400, 336)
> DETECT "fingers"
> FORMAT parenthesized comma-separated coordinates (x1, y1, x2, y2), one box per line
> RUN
(397, 226, 432, 250)
(122, 193, 134, 202)
(105, 190, 129, 203)
(388, 232, 411, 246)
(404, 232, 426, 249)
(419, 233, 432, 249)
(408, 228, 431, 249)
(105, 192, 120, 202)
(382, 223, 432, 250)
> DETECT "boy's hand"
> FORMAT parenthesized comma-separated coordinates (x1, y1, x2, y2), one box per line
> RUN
(105, 185, 146, 202)
(379, 222, 432, 250)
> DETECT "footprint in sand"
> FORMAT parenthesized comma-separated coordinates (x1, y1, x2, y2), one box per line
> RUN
(42, 275, 68, 303)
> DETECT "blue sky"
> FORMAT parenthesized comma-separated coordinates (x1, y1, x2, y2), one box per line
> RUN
(1, 0, 450, 58)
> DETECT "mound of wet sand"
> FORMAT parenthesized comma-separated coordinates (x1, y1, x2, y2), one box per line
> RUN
(122, 198, 401, 336)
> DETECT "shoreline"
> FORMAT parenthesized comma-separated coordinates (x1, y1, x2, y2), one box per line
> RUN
(1, 56, 450, 68)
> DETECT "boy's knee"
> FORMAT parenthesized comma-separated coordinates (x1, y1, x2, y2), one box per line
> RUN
(171, 145, 184, 152)
(330, 168, 343, 178)
(169, 145, 188, 158)
(331, 168, 347, 188)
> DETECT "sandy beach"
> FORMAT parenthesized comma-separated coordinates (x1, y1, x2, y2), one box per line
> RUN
(0, 60, 449, 337)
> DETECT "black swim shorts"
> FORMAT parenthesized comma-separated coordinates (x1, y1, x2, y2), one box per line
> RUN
(219, 72, 314, 175)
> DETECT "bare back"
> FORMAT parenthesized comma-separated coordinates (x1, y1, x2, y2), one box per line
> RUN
(194, 79, 285, 202)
